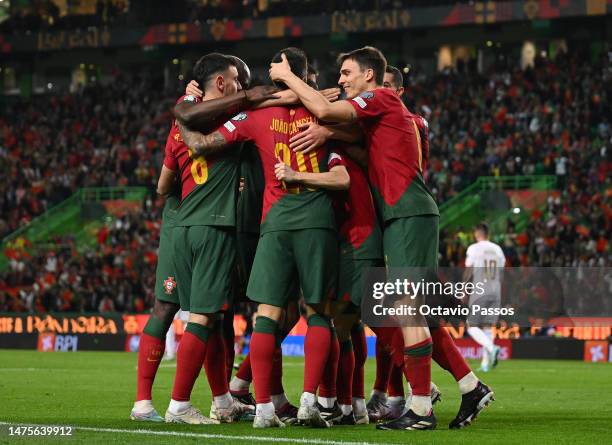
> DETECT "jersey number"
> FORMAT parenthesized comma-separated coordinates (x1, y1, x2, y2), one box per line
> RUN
(483, 260, 497, 280)
(188, 149, 208, 185)
(275, 142, 320, 194)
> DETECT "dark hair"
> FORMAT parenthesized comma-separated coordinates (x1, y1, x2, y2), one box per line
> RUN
(385, 65, 403, 89)
(271, 47, 308, 89)
(337, 46, 387, 85)
(474, 223, 489, 236)
(307, 64, 318, 77)
(229, 55, 251, 89)
(193, 53, 236, 91)
(306, 78, 319, 90)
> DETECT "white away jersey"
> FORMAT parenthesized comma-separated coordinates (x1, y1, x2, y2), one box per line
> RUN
(466, 240, 506, 295)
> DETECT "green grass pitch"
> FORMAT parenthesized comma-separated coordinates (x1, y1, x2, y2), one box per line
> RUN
(1, 350, 611, 444)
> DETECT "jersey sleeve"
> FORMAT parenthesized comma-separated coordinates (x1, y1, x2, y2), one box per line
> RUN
(498, 247, 507, 267)
(163, 124, 179, 171)
(217, 111, 255, 144)
(327, 151, 346, 170)
(347, 90, 387, 121)
(465, 245, 475, 267)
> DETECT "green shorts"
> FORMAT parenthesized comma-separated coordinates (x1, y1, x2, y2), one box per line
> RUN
(247, 228, 337, 308)
(338, 256, 383, 307)
(171, 225, 236, 313)
(383, 215, 439, 269)
(154, 222, 180, 305)
(384, 215, 452, 326)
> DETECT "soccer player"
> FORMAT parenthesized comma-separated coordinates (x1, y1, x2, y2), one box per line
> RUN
(464, 223, 505, 371)
(182, 61, 341, 427)
(177, 47, 344, 429)
(163, 53, 276, 425)
(275, 142, 381, 425)
(130, 54, 262, 422)
(366, 65, 442, 422)
(270, 46, 494, 431)
(130, 170, 181, 422)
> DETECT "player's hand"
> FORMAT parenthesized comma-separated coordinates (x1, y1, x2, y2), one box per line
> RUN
(244, 85, 280, 104)
(274, 160, 299, 183)
(185, 80, 203, 98)
(320, 87, 341, 102)
(269, 53, 292, 82)
(238, 177, 245, 193)
(289, 122, 332, 153)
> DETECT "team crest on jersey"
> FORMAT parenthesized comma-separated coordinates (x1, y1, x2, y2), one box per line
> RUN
(232, 112, 248, 121)
(360, 91, 374, 99)
(173, 132, 182, 142)
(163, 277, 176, 295)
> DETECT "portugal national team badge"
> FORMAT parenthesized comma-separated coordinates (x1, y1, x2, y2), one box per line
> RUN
(163, 277, 176, 295)
(360, 91, 374, 99)
(232, 112, 248, 121)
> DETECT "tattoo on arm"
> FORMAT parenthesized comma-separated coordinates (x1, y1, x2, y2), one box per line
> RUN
(178, 123, 228, 157)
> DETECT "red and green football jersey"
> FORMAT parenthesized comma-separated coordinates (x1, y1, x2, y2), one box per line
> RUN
(164, 95, 239, 227)
(218, 106, 335, 234)
(347, 88, 439, 221)
(328, 147, 382, 260)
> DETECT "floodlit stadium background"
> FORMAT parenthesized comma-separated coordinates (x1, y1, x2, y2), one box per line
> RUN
(0, 0, 610, 361)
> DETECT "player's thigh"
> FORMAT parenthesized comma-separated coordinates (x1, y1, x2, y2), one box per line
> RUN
(247, 231, 297, 308)
(338, 256, 383, 308)
(293, 228, 338, 306)
(383, 215, 439, 268)
(189, 226, 236, 314)
(384, 216, 439, 321)
(171, 226, 192, 311)
(155, 222, 180, 305)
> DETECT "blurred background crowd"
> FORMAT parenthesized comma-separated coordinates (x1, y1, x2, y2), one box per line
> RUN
(0, 0, 610, 315)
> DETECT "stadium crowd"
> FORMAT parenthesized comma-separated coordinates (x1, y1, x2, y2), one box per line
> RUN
(1, 0, 510, 35)
(0, 48, 610, 313)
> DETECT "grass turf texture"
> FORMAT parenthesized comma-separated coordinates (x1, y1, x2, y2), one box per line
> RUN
(0, 350, 611, 444)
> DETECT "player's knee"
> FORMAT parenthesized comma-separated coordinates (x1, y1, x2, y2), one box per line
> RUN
(188, 312, 217, 328)
(151, 299, 179, 326)
(257, 304, 283, 322)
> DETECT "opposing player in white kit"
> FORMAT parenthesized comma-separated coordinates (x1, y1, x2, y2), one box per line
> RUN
(464, 223, 506, 372)
(164, 310, 190, 361)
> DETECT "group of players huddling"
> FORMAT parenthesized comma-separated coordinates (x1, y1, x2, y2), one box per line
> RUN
(129, 45, 495, 432)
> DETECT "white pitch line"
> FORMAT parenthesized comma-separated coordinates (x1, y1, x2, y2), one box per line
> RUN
(0, 422, 394, 445)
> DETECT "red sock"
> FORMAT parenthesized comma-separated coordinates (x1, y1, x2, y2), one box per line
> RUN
(337, 339, 355, 405)
(235, 353, 252, 387)
(351, 323, 367, 399)
(270, 345, 284, 395)
(318, 329, 339, 398)
(136, 333, 165, 401)
(431, 327, 470, 381)
(403, 338, 432, 397)
(223, 311, 236, 383)
(303, 315, 331, 394)
(387, 364, 405, 398)
(171, 324, 209, 401)
(373, 336, 392, 393)
(390, 328, 406, 367)
(204, 327, 229, 397)
(250, 316, 278, 404)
